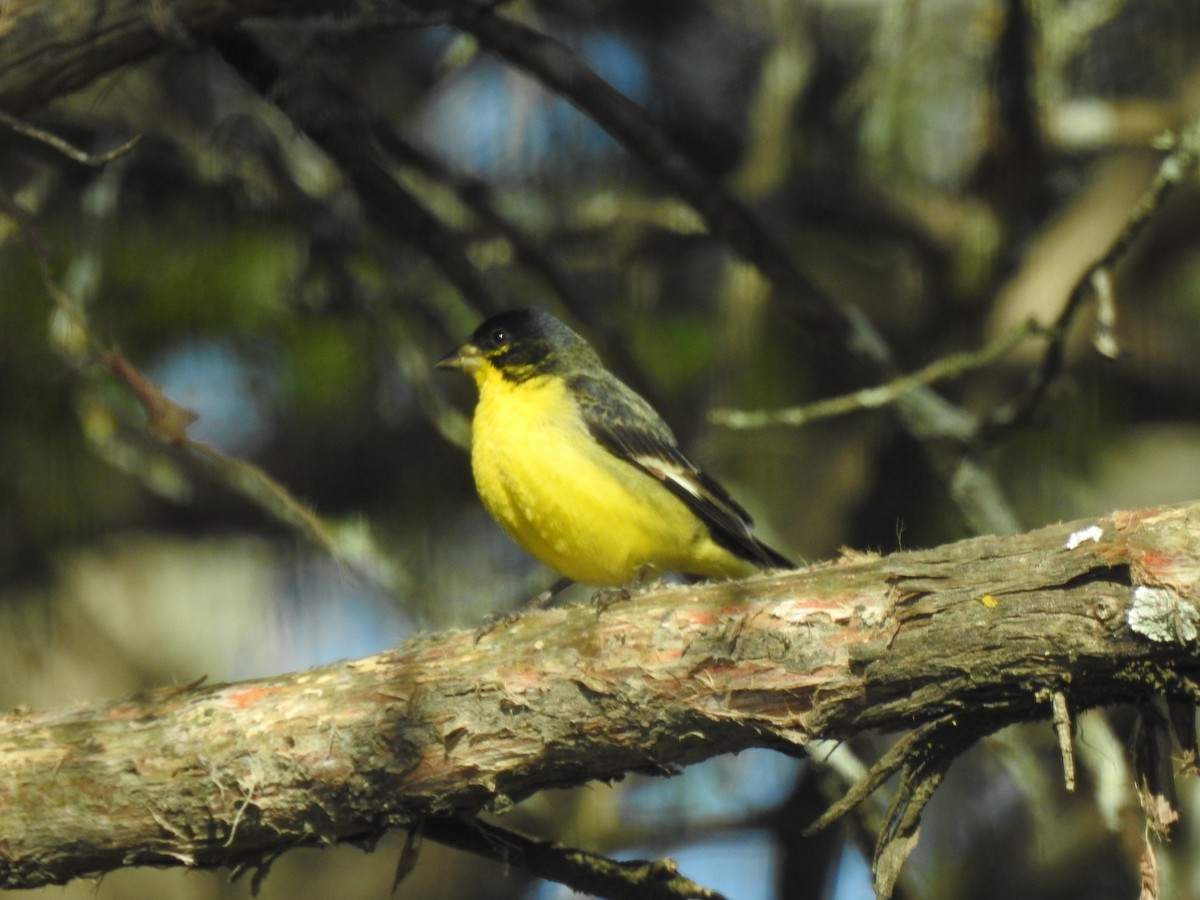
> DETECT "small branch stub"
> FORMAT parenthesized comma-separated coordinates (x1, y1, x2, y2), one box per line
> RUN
(1052, 691, 1076, 792)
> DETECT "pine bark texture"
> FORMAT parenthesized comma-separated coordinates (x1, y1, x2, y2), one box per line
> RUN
(2, 502, 1198, 888)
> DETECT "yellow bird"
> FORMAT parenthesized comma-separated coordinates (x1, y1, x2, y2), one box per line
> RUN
(437, 309, 793, 587)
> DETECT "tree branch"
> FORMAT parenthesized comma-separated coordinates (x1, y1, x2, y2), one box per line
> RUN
(3, 502, 1199, 890)
(985, 118, 1200, 436)
(0, 0, 347, 115)
(420, 818, 730, 900)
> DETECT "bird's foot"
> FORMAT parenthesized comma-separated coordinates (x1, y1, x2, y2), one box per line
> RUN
(473, 577, 574, 642)
(590, 585, 632, 614)
(523, 584, 560, 611)
(473, 610, 521, 643)
(591, 567, 671, 615)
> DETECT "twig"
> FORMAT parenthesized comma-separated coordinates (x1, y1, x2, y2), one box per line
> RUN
(1051, 690, 1076, 792)
(1132, 701, 1176, 900)
(986, 117, 1200, 434)
(391, 819, 424, 894)
(1138, 822, 1161, 900)
(872, 719, 985, 900)
(1090, 267, 1120, 359)
(1134, 700, 1180, 836)
(422, 817, 729, 900)
(0, 110, 141, 168)
(370, 128, 577, 309)
(711, 320, 1042, 429)
(102, 351, 199, 444)
(806, 715, 1016, 900)
(803, 718, 954, 837)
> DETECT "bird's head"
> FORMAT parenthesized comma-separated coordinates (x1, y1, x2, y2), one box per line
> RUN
(436, 309, 596, 384)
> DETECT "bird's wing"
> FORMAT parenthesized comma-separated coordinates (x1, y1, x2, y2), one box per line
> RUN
(568, 373, 792, 569)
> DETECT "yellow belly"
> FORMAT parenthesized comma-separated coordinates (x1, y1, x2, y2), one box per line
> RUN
(469, 370, 752, 585)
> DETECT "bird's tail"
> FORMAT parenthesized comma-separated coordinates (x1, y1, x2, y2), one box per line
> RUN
(753, 538, 796, 570)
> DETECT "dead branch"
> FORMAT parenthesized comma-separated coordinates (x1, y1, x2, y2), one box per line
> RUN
(986, 119, 1200, 435)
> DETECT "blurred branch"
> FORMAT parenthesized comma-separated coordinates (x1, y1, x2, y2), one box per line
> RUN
(711, 319, 1044, 430)
(210, 29, 667, 406)
(855, 0, 921, 175)
(371, 130, 578, 312)
(325, 122, 507, 315)
(0, 0, 346, 115)
(209, 30, 505, 319)
(0, 183, 403, 592)
(985, 0, 1051, 225)
(985, 118, 1200, 435)
(441, 4, 1022, 535)
(2, 502, 1199, 896)
(445, 4, 848, 335)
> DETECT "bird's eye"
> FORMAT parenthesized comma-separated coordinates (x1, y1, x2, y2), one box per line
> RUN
(489, 327, 508, 347)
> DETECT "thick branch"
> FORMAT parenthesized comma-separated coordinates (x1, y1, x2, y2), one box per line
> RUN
(3, 502, 1200, 889)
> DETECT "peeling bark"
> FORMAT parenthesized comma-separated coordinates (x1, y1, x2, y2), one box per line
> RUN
(2, 502, 1199, 889)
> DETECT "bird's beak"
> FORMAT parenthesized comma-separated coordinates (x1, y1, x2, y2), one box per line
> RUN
(435, 343, 482, 373)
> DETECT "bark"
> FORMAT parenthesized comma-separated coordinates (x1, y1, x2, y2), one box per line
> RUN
(2, 501, 1199, 889)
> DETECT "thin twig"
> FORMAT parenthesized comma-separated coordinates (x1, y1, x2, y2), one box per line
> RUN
(0, 110, 141, 168)
(370, 128, 577, 308)
(803, 718, 950, 837)
(871, 717, 988, 900)
(391, 819, 424, 895)
(1051, 691, 1076, 792)
(422, 817, 729, 900)
(986, 118, 1200, 434)
(712, 320, 1043, 429)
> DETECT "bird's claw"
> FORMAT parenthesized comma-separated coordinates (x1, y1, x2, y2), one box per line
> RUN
(473, 578, 574, 642)
(524, 587, 556, 610)
(591, 585, 632, 614)
(473, 610, 521, 643)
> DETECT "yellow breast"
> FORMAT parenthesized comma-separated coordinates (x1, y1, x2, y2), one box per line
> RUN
(468, 365, 751, 585)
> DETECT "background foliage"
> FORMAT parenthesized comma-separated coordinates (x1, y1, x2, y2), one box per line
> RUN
(3, 0, 1200, 898)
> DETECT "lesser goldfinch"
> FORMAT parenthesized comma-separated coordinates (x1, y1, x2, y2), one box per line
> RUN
(437, 309, 793, 586)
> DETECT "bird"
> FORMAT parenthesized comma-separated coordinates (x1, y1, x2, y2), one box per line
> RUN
(436, 309, 794, 588)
